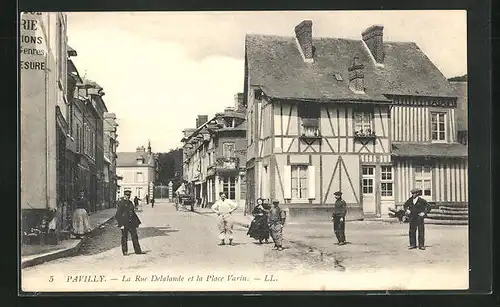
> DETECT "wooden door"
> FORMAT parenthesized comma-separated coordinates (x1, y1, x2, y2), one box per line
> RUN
(362, 165, 376, 214)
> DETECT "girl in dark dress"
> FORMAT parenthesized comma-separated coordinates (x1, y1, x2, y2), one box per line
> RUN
(247, 198, 270, 244)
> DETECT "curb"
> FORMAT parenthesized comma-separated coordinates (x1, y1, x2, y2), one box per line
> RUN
(21, 216, 115, 269)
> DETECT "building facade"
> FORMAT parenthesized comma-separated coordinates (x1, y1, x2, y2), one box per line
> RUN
(449, 76, 468, 145)
(116, 143, 158, 200)
(181, 95, 247, 208)
(104, 112, 119, 208)
(20, 12, 69, 233)
(244, 21, 468, 219)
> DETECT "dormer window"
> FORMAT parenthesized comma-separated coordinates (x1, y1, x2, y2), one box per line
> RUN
(334, 73, 343, 81)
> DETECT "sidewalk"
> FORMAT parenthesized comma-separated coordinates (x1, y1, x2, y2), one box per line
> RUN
(21, 208, 117, 269)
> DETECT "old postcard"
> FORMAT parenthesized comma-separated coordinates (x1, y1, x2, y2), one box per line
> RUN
(20, 10, 468, 292)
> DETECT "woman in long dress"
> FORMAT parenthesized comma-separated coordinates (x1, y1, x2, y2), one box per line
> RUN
(247, 198, 270, 244)
(72, 189, 91, 239)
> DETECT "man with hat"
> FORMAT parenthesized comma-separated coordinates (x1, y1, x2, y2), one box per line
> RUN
(331, 191, 347, 245)
(403, 188, 432, 250)
(268, 199, 286, 251)
(115, 189, 146, 255)
(211, 192, 239, 246)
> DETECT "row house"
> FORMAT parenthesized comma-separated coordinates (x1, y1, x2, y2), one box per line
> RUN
(244, 21, 468, 219)
(181, 95, 247, 208)
(20, 12, 70, 235)
(104, 112, 120, 208)
(116, 142, 158, 200)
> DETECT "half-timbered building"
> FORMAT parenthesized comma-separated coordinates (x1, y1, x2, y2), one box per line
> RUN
(244, 21, 467, 219)
(181, 95, 247, 208)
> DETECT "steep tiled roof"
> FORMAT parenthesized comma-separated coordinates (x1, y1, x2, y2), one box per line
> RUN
(450, 81, 467, 131)
(117, 152, 156, 167)
(245, 34, 457, 102)
(392, 143, 468, 158)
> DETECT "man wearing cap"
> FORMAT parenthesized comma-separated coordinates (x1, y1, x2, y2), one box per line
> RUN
(115, 189, 146, 255)
(211, 192, 239, 246)
(268, 199, 286, 251)
(403, 188, 432, 250)
(331, 191, 347, 245)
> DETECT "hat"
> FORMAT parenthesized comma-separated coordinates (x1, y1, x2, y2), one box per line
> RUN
(410, 188, 421, 194)
(124, 189, 132, 195)
(334, 191, 342, 196)
(272, 199, 279, 204)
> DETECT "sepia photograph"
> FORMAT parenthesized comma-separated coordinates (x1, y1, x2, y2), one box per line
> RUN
(19, 10, 468, 292)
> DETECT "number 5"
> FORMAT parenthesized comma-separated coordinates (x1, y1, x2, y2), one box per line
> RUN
(49, 276, 54, 282)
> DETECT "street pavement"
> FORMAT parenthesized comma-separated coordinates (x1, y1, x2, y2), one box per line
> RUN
(21, 200, 469, 292)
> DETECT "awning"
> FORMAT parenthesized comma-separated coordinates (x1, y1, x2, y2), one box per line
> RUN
(391, 143, 468, 158)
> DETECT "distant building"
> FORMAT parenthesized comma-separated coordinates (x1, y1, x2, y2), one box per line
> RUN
(116, 142, 158, 200)
(104, 112, 119, 207)
(181, 94, 247, 208)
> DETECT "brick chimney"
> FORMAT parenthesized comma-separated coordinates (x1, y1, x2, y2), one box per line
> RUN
(362, 25, 384, 64)
(348, 56, 365, 93)
(294, 20, 314, 62)
(234, 93, 245, 112)
(196, 115, 209, 128)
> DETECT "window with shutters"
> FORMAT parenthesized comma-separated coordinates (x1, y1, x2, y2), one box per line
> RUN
(291, 165, 308, 200)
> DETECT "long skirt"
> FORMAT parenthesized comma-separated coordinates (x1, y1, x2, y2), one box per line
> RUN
(72, 208, 91, 235)
(247, 215, 270, 241)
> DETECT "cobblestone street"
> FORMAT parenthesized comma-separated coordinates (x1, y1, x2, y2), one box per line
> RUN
(21, 201, 468, 292)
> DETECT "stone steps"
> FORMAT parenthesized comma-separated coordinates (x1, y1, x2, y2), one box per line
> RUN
(425, 219, 468, 225)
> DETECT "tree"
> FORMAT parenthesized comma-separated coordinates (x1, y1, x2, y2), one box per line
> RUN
(156, 148, 183, 188)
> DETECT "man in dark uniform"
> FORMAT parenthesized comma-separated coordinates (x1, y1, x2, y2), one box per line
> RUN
(403, 188, 432, 250)
(331, 191, 347, 245)
(115, 189, 146, 256)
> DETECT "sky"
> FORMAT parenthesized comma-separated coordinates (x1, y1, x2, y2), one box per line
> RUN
(66, 10, 467, 153)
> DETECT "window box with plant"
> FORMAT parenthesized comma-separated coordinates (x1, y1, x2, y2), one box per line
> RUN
(354, 128, 376, 139)
(298, 104, 321, 139)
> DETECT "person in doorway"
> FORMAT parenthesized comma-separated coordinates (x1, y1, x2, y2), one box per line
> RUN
(211, 192, 239, 246)
(72, 189, 92, 239)
(403, 188, 431, 250)
(247, 198, 270, 244)
(115, 189, 146, 256)
(268, 199, 286, 251)
(332, 191, 347, 245)
(151, 196, 155, 208)
(133, 196, 139, 210)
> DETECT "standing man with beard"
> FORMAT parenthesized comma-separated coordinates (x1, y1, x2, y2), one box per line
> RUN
(403, 188, 432, 250)
(115, 189, 146, 256)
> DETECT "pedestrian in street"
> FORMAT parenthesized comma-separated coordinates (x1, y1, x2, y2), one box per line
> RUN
(247, 198, 270, 244)
(403, 188, 431, 250)
(146, 194, 149, 205)
(332, 191, 347, 245)
(72, 189, 91, 239)
(211, 192, 239, 246)
(133, 196, 139, 210)
(151, 196, 155, 208)
(115, 189, 146, 256)
(268, 199, 286, 251)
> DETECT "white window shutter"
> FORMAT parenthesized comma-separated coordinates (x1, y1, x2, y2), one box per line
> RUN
(284, 165, 291, 199)
(308, 165, 316, 199)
